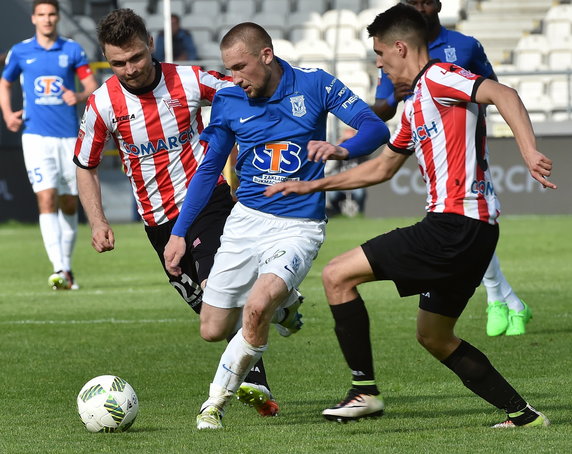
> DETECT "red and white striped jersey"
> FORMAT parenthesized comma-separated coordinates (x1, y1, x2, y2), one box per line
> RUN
(389, 61, 501, 225)
(74, 62, 231, 226)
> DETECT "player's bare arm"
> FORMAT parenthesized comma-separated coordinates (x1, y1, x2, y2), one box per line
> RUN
(265, 147, 409, 197)
(475, 79, 557, 190)
(163, 235, 186, 276)
(0, 78, 23, 132)
(76, 167, 115, 252)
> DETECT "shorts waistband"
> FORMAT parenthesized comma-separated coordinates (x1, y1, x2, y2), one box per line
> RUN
(235, 202, 323, 225)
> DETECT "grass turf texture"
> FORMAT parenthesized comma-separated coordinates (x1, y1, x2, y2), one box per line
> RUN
(1, 216, 570, 453)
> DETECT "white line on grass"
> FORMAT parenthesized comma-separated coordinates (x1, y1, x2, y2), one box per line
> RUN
(0, 318, 192, 325)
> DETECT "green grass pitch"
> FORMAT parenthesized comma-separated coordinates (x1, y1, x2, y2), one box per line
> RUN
(1, 215, 571, 453)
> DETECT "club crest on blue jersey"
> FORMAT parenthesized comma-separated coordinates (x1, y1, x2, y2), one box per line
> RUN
(444, 46, 457, 62)
(253, 141, 302, 174)
(290, 95, 306, 117)
(59, 54, 69, 68)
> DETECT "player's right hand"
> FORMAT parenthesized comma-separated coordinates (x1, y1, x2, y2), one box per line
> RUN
(91, 224, 115, 253)
(394, 82, 412, 102)
(164, 235, 186, 276)
(264, 180, 314, 197)
(5, 109, 23, 132)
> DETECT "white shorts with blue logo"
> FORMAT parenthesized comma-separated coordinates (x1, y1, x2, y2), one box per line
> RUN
(22, 133, 78, 194)
(203, 202, 326, 309)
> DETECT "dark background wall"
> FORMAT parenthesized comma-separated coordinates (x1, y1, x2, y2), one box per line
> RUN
(1, 136, 570, 223)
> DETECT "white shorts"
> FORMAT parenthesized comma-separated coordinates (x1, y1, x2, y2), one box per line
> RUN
(203, 202, 326, 309)
(21, 134, 78, 194)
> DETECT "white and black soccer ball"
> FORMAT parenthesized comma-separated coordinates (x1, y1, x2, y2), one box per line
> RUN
(77, 375, 139, 433)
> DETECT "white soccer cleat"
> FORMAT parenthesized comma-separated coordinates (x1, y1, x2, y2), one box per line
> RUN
(196, 405, 223, 430)
(322, 388, 385, 423)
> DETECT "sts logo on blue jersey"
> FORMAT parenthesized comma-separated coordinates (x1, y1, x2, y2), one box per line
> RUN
(34, 75, 64, 105)
(253, 141, 302, 174)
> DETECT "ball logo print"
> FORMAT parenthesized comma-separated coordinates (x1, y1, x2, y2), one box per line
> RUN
(77, 375, 139, 432)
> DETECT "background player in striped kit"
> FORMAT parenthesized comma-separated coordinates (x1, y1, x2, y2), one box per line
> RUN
(74, 8, 285, 418)
(163, 22, 390, 430)
(266, 4, 555, 428)
(0, 0, 98, 290)
(373, 0, 531, 337)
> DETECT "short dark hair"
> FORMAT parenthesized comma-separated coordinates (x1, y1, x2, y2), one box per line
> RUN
(97, 8, 149, 49)
(220, 22, 273, 55)
(33, 0, 59, 14)
(367, 3, 428, 47)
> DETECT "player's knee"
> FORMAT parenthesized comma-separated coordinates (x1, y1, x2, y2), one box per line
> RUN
(416, 331, 449, 358)
(199, 322, 228, 342)
(322, 259, 346, 292)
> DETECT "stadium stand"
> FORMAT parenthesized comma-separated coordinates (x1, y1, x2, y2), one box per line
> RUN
(54, 0, 571, 126)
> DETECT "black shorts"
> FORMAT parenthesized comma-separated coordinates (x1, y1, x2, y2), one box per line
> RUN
(145, 183, 235, 313)
(361, 212, 499, 318)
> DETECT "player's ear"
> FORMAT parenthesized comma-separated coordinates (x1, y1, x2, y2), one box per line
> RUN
(148, 34, 155, 53)
(260, 47, 274, 65)
(395, 40, 407, 58)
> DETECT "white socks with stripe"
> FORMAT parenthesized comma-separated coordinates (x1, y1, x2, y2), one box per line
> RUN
(205, 329, 267, 410)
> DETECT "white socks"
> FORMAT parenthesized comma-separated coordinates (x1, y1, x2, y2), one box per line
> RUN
(482, 253, 525, 312)
(58, 210, 78, 271)
(39, 211, 78, 272)
(205, 329, 267, 410)
(39, 213, 64, 272)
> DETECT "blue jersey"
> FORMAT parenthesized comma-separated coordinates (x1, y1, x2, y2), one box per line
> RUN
(376, 26, 494, 99)
(172, 58, 388, 236)
(2, 36, 90, 137)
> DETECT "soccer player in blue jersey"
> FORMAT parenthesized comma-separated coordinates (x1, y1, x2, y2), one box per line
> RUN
(163, 22, 390, 429)
(372, 0, 531, 337)
(0, 0, 98, 290)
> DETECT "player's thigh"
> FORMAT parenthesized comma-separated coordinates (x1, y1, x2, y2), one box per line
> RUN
(256, 215, 326, 293)
(323, 246, 377, 288)
(202, 230, 260, 310)
(56, 137, 78, 196)
(21, 134, 58, 192)
(246, 273, 290, 317)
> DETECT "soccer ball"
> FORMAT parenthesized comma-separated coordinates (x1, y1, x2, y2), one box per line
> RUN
(77, 375, 139, 433)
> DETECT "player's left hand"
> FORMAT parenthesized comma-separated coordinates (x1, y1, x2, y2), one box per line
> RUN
(526, 150, 557, 190)
(61, 85, 79, 106)
(164, 235, 186, 276)
(307, 140, 349, 162)
(264, 180, 314, 197)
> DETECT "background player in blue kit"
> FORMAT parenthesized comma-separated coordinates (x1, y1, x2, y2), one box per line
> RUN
(0, 0, 98, 290)
(163, 22, 390, 429)
(372, 0, 531, 337)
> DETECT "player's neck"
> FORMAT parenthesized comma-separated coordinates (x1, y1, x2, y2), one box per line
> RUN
(410, 49, 430, 81)
(35, 31, 58, 50)
(262, 60, 283, 98)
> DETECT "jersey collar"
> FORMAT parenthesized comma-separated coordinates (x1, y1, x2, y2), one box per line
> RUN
(119, 58, 162, 95)
(32, 35, 64, 51)
(412, 58, 441, 89)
